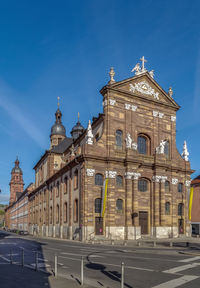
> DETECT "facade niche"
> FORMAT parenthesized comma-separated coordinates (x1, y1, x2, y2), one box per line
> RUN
(95, 174, 103, 186)
(116, 130, 123, 149)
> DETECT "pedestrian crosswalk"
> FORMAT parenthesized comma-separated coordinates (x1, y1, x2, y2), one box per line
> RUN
(152, 255, 200, 288)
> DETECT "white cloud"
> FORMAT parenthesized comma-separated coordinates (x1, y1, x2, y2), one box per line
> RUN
(0, 79, 46, 148)
(0, 194, 9, 204)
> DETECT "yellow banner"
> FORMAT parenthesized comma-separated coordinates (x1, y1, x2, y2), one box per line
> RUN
(188, 187, 194, 221)
(101, 179, 108, 217)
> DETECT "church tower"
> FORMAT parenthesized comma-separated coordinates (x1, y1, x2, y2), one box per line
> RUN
(50, 97, 66, 148)
(9, 157, 24, 204)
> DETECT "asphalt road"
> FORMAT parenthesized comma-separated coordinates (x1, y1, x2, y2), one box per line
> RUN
(1, 230, 200, 288)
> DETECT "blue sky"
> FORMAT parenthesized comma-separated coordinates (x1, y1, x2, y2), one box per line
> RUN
(0, 0, 200, 204)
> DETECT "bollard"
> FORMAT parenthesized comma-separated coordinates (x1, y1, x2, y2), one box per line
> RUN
(137, 241, 141, 247)
(170, 241, 173, 247)
(121, 262, 124, 288)
(21, 248, 24, 267)
(81, 256, 84, 286)
(54, 254, 57, 278)
(153, 241, 156, 247)
(10, 249, 12, 264)
(35, 251, 38, 271)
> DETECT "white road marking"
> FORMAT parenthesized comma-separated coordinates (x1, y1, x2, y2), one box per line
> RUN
(152, 275, 199, 288)
(163, 263, 200, 274)
(31, 263, 50, 268)
(60, 252, 84, 257)
(0, 255, 10, 262)
(38, 258, 48, 262)
(179, 256, 200, 263)
(59, 255, 154, 272)
(58, 263, 64, 266)
(88, 255, 104, 258)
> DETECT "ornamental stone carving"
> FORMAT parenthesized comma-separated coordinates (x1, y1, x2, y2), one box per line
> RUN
(129, 81, 159, 100)
(132, 142, 138, 150)
(86, 120, 93, 145)
(185, 180, 191, 187)
(102, 99, 116, 106)
(109, 99, 116, 106)
(172, 178, 178, 185)
(86, 169, 95, 176)
(105, 170, 117, 179)
(156, 140, 166, 154)
(153, 111, 164, 118)
(152, 175, 167, 183)
(125, 172, 134, 179)
(171, 115, 176, 122)
(133, 172, 141, 180)
(125, 172, 141, 180)
(102, 99, 107, 107)
(125, 103, 138, 111)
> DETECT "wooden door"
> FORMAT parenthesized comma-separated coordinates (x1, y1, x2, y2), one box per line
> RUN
(95, 217, 103, 235)
(139, 211, 148, 235)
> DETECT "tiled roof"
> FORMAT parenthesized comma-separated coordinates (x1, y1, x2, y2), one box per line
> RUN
(191, 175, 200, 185)
(51, 137, 73, 154)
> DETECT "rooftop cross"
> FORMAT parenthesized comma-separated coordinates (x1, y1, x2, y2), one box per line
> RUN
(140, 56, 147, 72)
(78, 112, 80, 122)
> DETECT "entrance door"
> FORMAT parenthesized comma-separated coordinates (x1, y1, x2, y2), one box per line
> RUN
(95, 217, 103, 235)
(139, 211, 148, 235)
(178, 219, 184, 234)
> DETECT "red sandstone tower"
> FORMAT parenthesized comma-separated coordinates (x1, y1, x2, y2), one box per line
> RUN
(9, 157, 24, 204)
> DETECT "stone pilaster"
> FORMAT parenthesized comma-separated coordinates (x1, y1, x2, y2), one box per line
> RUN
(160, 180, 165, 226)
(133, 177, 139, 226)
(125, 174, 133, 239)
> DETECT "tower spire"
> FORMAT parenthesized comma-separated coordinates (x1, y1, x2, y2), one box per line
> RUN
(57, 96, 60, 109)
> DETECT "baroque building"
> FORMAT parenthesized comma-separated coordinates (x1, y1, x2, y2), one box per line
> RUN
(28, 58, 193, 240)
(5, 158, 34, 230)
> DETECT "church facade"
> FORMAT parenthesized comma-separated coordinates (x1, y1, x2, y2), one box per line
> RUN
(28, 58, 193, 241)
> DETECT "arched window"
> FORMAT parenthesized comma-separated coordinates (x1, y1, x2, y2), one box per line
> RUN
(64, 202, 68, 223)
(165, 202, 170, 215)
(138, 178, 148, 192)
(178, 183, 183, 193)
(95, 173, 103, 186)
(138, 135, 147, 154)
(164, 140, 169, 157)
(95, 198, 102, 213)
(165, 181, 170, 193)
(74, 199, 78, 222)
(116, 130, 123, 149)
(56, 182, 60, 197)
(64, 177, 68, 194)
(56, 205, 59, 223)
(116, 175, 123, 187)
(178, 203, 184, 216)
(74, 170, 78, 190)
(116, 199, 123, 212)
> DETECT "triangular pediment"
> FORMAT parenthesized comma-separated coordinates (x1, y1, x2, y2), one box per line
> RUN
(103, 72, 179, 109)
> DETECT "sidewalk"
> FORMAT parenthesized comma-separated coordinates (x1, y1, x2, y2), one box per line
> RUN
(0, 264, 94, 288)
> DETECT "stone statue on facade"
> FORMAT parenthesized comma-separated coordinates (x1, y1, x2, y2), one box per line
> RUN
(86, 120, 93, 145)
(125, 133, 132, 149)
(156, 140, 166, 154)
(181, 140, 189, 161)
